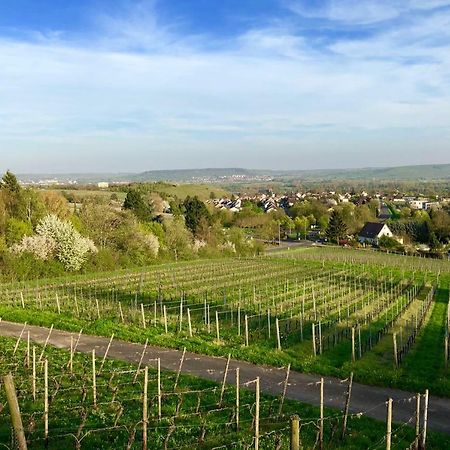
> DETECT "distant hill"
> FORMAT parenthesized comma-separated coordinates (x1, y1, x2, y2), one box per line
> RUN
(18, 163, 450, 184)
(131, 164, 450, 182)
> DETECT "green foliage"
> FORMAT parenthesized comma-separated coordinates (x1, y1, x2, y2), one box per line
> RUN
(326, 210, 347, 243)
(123, 189, 153, 221)
(1, 170, 21, 193)
(5, 218, 33, 245)
(378, 235, 404, 252)
(182, 196, 211, 235)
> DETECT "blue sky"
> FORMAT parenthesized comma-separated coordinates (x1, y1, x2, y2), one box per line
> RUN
(1, 0, 450, 173)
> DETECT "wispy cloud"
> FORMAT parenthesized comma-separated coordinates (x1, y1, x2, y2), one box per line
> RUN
(0, 0, 449, 171)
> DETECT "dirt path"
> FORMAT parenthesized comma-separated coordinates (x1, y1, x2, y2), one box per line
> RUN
(1, 320, 450, 435)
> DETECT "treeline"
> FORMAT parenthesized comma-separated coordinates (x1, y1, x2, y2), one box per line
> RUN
(0, 172, 262, 281)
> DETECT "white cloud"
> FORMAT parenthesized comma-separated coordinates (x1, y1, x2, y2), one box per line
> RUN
(0, 1, 449, 171)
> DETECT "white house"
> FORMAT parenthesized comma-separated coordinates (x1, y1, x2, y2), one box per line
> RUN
(358, 222, 394, 245)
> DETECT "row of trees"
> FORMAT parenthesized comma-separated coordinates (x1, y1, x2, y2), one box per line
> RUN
(0, 172, 263, 281)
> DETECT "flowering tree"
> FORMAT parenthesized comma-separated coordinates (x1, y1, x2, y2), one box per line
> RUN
(10, 214, 97, 271)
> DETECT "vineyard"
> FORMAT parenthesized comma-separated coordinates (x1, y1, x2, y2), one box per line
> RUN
(0, 249, 448, 396)
(1, 334, 450, 449)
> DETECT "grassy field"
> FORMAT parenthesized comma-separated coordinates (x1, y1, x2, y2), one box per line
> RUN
(1, 334, 449, 449)
(50, 182, 230, 204)
(0, 248, 448, 398)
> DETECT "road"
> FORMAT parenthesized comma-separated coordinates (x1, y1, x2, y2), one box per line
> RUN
(1, 320, 450, 435)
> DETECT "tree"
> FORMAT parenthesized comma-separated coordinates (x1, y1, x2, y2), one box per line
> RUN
(183, 196, 211, 235)
(10, 214, 97, 270)
(326, 210, 347, 243)
(294, 216, 309, 239)
(1, 170, 21, 193)
(123, 189, 153, 221)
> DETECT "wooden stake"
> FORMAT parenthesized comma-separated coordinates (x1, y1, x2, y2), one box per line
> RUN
(69, 336, 74, 373)
(26, 331, 30, 368)
(134, 339, 149, 382)
(179, 297, 183, 332)
(393, 333, 398, 368)
(39, 324, 53, 361)
(142, 366, 148, 450)
(56, 293, 61, 314)
(163, 305, 168, 334)
(187, 308, 193, 337)
(95, 298, 101, 319)
(236, 367, 240, 431)
(422, 390, 429, 450)
(351, 327, 356, 362)
(216, 310, 220, 342)
(318, 321, 322, 355)
(319, 377, 324, 450)
(13, 322, 27, 356)
(312, 324, 317, 356)
(141, 303, 146, 329)
(3, 373, 28, 450)
(278, 364, 291, 416)
(414, 393, 421, 450)
(157, 358, 162, 420)
(237, 304, 241, 336)
(342, 372, 353, 439)
(44, 358, 49, 445)
(386, 398, 393, 450)
(99, 333, 114, 373)
(276, 318, 281, 351)
(290, 415, 300, 450)
(92, 349, 97, 407)
(119, 301, 124, 323)
(32, 346, 36, 401)
(174, 347, 186, 390)
(255, 377, 260, 450)
(245, 315, 249, 346)
(219, 354, 231, 405)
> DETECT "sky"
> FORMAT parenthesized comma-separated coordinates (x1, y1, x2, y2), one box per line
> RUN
(0, 0, 450, 173)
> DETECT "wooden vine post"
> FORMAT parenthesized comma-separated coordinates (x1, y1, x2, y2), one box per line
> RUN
(312, 324, 316, 356)
(187, 308, 193, 337)
(342, 372, 353, 439)
(44, 358, 49, 446)
(290, 415, 300, 450)
(215, 311, 220, 342)
(278, 364, 291, 416)
(422, 390, 429, 450)
(174, 347, 186, 390)
(319, 377, 324, 450)
(32, 346, 36, 401)
(92, 349, 97, 408)
(275, 318, 281, 351)
(99, 333, 114, 373)
(245, 315, 249, 346)
(141, 303, 146, 329)
(3, 373, 28, 450)
(414, 393, 421, 450)
(393, 333, 398, 368)
(351, 327, 356, 362)
(255, 377, 260, 450)
(219, 354, 231, 406)
(157, 358, 162, 420)
(163, 305, 168, 334)
(235, 368, 240, 431)
(386, 398, 393, 450)
(142, 366, 148, 450)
